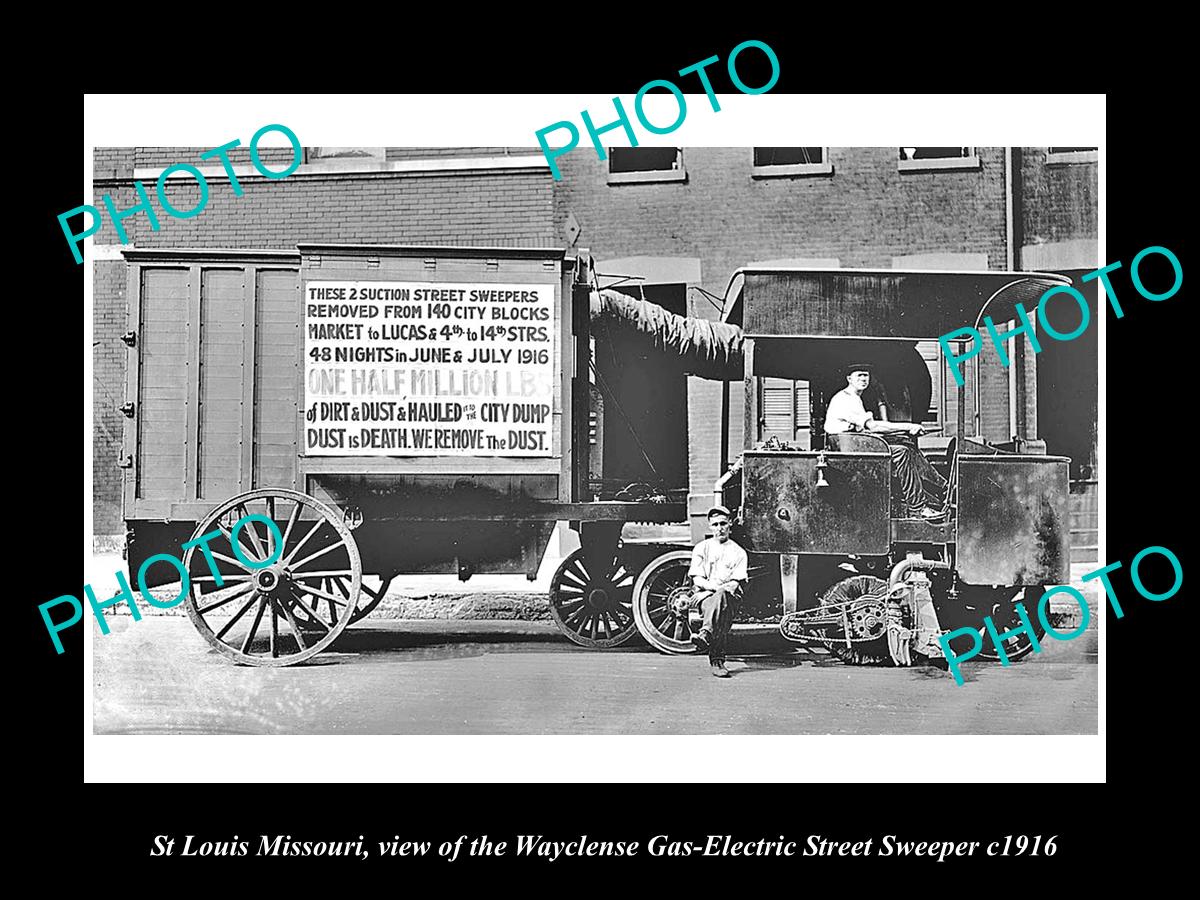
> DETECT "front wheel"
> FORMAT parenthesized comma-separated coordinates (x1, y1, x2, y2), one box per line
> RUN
(548, 550, 638, 648)
(940, 586, 1049, 662)
(632, 551, 698, 655)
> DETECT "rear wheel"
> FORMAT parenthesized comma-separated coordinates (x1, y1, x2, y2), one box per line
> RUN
(183, 488, 361, 667)
(548, 549, 638, 648)
(632, 551, 698, 655)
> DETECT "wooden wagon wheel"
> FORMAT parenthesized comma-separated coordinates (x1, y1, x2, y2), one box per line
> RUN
(548, 549, 638, 648)
(632, 550, 699, 655)
(349, 576, 393, 624)
(183, 488, 362, 667)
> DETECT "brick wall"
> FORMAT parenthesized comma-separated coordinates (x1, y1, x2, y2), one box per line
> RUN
(1018, 148, 1098, 249)
(91, 147, 557, 535)
(93, 260, 128, 535)
(555, 147, 1010, 307)
(93, 170, 555, 250)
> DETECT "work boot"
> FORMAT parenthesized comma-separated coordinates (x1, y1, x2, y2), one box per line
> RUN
(710, 660, 731, 678)
(691, 629, 712, 652)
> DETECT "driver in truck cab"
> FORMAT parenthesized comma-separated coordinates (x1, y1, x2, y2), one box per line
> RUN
(823, 363, 947, 519)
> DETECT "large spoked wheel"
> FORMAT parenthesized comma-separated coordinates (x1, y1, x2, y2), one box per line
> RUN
(549, 550, 638, 648)
(948, 586, 1049, 662)
(632, 551, 699, 655)
(183, 489, 362, 667)
(349, 576, 394, 624)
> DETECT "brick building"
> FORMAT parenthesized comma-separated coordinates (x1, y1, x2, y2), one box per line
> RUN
(91, 145, 1097, 559)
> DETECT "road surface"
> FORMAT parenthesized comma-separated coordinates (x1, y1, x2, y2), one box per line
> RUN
(93, 617, 1097, 735)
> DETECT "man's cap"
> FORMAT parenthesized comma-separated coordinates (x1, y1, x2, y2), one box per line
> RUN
(707, 506, 732, 520)
(843, 362, 874, 375)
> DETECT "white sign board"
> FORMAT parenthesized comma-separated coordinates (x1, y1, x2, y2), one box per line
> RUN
(303, 281, 556, 456)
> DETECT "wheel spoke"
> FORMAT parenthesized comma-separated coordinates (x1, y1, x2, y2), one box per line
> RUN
(290, 541, 347, 572)
(294, 581, 353, 607)
(326, 577, 342, 624)
(192, 574, 253, 584)
(196, 582, 255, 615)
(215, 591, 262, 639)
(236, 504, 268, 560)
(289, 569, 353, 579)
(285, 518, 325, 566)
(208, 549, 257, 574)
(270, 601, 279, 657)
(555, 598, 586, 613)
(287, 590, 333, 631)
(240, 596, 268, 654)
(279, 498, 303, 557)
(276, 597, 309, 651)
(216, 521, 261, 566)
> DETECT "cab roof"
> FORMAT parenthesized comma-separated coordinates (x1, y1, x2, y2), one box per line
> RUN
(725, 267, 1073, 339)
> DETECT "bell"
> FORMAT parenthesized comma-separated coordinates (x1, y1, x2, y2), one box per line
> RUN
(815, 451, 830, 488)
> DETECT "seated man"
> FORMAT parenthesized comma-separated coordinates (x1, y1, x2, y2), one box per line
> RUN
(687, 506, 749, 678)
(824, 363, 947, 519)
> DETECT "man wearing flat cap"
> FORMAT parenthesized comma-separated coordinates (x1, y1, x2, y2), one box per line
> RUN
(824, 363, 947, 518)
(687, 506, 748, 677)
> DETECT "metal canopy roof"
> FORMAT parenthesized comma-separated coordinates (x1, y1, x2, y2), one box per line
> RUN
(733, 267, 1073, 339)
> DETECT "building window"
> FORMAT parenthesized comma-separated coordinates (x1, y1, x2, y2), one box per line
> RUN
(898, 147, 981, 172)
(307, 147, 386, 162)
(917, 340, 943, 426)
(1046, 147, 1098, 165)
(761, 378, 813, 449)
(752, 147, 833, 178)
(607, 148, 687, 185)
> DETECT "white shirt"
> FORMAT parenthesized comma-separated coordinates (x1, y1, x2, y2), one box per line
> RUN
(824, 387, 873, 434)
(689, 537, 748, 586)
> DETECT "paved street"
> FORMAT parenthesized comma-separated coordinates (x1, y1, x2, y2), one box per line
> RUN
(93, 615, 1097, 735)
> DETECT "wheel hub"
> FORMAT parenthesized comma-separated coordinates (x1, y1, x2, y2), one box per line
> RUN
(587, 587, 610, 609)
(255, 566, 291, 595)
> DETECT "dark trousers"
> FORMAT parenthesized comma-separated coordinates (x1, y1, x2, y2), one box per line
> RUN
(697, 588, 739, 664)
(886, 434, 947, 514)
